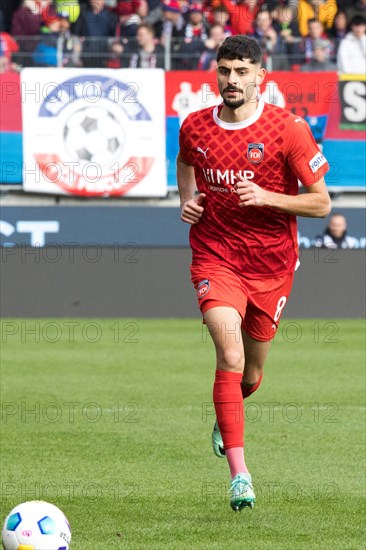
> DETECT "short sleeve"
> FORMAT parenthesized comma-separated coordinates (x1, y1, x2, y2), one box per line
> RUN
(284, 118, 330, 187)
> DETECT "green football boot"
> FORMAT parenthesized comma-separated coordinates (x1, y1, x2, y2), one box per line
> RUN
(229, 473, 256, 511)
(212, 420, 225, 458)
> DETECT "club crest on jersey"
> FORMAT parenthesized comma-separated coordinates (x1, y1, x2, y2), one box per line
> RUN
(247, 143, 264, 164)
(197, 279, 210, 299)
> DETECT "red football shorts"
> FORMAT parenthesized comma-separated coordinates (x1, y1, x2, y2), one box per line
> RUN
(191, 263, 294, 342)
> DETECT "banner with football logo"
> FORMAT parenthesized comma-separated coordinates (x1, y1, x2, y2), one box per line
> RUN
(21, 68, 167, 197)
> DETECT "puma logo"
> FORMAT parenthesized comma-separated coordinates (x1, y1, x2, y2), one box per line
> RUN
(197, 147, 209, 159)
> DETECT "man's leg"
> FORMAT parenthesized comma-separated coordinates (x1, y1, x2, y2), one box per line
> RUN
(204, 307, 248, 474)
(241, 331, 271, 398)
(204, 306, 256, 510)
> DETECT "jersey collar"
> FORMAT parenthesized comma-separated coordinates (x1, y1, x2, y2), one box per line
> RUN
(213, 97, 265, 130)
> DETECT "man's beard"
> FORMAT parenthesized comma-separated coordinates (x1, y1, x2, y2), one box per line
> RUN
(222, 96, 245, 109)
(221, 83, 257, 108)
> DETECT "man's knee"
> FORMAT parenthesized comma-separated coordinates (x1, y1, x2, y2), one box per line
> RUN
(217, 348, 244, 372)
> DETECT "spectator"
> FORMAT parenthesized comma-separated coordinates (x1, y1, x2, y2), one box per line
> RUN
(328, 9, 348, 52)
(0, 32, 19, 72)
(301, 38, 337, 69)
(122, 23, 165, 66)
(32, 17, 62, 66)
(346, 0, 366, 23)
(211, 6, 232, 36)
(11, 0, 56, 36)
(299, 19, 331, 63)
(297, 0, 338, 37)
(155, 0, 185, 45)
(312, 213, 359, 248)
(183, 3, 209, 41)
(59, 11, 82, 65)
(32, 12, 81, 66)
(198, 23, 225, 70)
(116, 0, 148, 37)
(178, 3, 210, 69)
(337, 15, 366, 73)
(251, 9, 289, 69)
(272, 5, 301, 61)
(11, 0, 57, 64)
(219, 0, 259, 36)
(73, 0, 117, 67)
(155, 0, 185, 68)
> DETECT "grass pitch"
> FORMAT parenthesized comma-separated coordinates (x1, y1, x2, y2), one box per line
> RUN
(0, 318, 365, 550)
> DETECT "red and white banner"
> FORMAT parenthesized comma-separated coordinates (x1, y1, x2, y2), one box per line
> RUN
(21, 68, 167, 197)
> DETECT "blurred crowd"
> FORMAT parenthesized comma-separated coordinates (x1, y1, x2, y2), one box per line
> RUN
(0, 0, 365, 71)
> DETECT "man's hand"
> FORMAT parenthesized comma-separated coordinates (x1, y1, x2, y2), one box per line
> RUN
(181, 193, 206, 224)
(235, 175, 269, 207)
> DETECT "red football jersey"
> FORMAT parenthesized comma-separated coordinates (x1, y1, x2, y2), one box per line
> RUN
(179, 98, 330, 278)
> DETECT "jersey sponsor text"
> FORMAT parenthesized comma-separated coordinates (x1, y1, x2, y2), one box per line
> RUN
(202, 168, 255, 185)
(309, 152, 327, 174)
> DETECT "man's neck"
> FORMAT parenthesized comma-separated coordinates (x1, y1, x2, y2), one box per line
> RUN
(219, 99, 259, 123)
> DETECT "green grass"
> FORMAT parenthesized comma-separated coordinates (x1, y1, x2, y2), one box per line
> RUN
(0, 319, 365, 550)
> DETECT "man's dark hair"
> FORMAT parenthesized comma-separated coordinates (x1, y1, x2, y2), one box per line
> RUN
(217, 35, 263, 64)
(350, 15, 366, 27)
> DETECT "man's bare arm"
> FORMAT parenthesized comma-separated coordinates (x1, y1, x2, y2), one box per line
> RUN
(177, 152, 206, 224)
(235, 175, 331, 218)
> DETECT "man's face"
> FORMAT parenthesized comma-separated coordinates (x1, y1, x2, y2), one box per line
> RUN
(59, 18, 70, 31)
(213, 10, 228, 25)
(90, 0, 105, 11)
(210, 25, 225, 45)
(189, 11, 202, 24)
(352, 23, 366, 39)
(335, 12, 347, 30)
(256, 11, 271, 33)
(328, 215, 347, 238)
(136, 27, 152, 46)
(313, 47, 326, 62)
(309, 21, 323, 39)
(277, 7, 292, 24)
(217, 58, 265, 108)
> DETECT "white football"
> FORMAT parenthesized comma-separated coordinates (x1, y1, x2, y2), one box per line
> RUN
(63, 106, 125, 169)
(1, 500, 71, 550)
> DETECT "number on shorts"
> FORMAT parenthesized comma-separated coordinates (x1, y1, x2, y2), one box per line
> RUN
(274, 296, 287, 322)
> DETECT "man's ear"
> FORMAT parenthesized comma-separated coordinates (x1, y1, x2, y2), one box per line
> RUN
(256, 67, 266, 85)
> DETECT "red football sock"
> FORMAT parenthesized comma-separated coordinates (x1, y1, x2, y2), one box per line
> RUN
(241, 373, 263, 399)
(213, 369, 244, 450)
